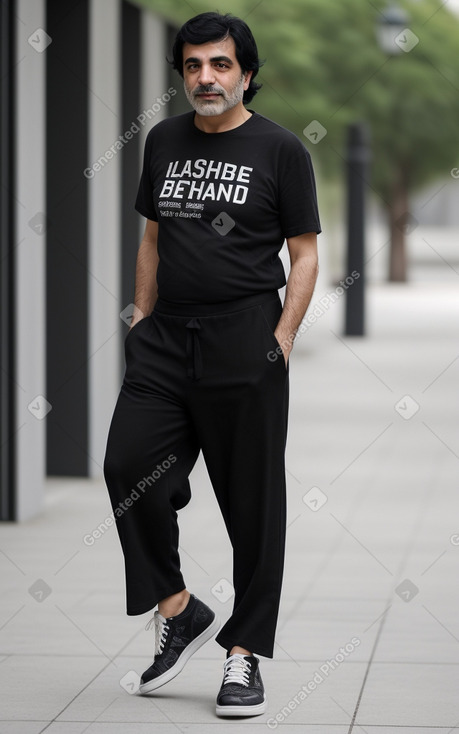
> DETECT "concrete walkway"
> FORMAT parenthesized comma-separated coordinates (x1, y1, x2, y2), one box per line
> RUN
(1, 277, 458, 733)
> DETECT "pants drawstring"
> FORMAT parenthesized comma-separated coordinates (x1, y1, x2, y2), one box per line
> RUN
(185, 318, 202, 381)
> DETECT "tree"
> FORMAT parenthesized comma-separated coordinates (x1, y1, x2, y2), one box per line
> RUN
(138, 0, 459, 281)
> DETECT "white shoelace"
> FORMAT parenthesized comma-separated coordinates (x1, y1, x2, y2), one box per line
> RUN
(222, 654, 251, 687)
(145, 610, 169, 657)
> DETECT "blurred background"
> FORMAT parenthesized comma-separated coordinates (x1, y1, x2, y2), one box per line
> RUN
(1, 0, 458, 521)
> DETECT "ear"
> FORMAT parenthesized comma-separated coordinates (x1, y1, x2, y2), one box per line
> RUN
(243, 70, 253, 90)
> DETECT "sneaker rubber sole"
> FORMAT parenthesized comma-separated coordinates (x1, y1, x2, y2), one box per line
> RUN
(216, 696, 267, 717)
(138, 612, 221, 695)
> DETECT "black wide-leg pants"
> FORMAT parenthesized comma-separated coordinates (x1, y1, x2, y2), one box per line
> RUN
(103, 291, 289, 658)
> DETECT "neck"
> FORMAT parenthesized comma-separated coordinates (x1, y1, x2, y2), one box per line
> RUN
(193, 103, 252, 134)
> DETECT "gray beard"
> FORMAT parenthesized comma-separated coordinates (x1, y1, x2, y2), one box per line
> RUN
(184, 75, 245, 117)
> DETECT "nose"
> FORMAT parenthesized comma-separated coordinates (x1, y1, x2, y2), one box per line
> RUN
(197, 63, 215, 87)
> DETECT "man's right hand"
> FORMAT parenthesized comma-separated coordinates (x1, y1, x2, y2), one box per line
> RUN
(129, 305, 146, 331)
(130, 219, 159, 329)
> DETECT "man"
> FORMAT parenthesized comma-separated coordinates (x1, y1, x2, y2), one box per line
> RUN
(104, 11, 321, 718)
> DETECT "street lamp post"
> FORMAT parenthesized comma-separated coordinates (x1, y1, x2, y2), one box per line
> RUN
(344, 122, 370, 336)
(375, 3, 410, 282)
(376, 3, 409, 55)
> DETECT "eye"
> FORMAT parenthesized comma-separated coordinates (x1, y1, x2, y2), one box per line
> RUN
(215, 63, 229, 69)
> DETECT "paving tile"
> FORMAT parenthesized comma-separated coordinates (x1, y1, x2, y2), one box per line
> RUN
(0, 597, 136, 658)
(35, 725, 350, 734)
(360, 729, 458, 733)
(182, 727, 349, 733)
(258, 658, 366, 727)
(373, 599, 459, 664)
(275, 597, 387, 663)
(0, 655, 108, 721)
(354, 662, 459, 727)
(0, 724, 51, 734)
(46, 727, 180, 734)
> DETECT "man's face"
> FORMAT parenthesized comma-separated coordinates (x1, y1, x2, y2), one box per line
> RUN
(182, 36, 252, 117)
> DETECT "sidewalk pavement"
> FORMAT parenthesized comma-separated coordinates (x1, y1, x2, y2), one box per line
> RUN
(1, 278, 458, 733)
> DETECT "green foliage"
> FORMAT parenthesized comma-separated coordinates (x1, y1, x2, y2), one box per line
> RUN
(136, 0, 459, 204)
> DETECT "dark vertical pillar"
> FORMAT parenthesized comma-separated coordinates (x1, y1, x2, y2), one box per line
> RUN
(120, 0, 141, 364)
(0, 0, 16, 519)
(345, 122, 370, 337)
(46, 0, 89, 475)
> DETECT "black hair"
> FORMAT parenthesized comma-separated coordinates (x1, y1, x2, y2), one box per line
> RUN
(170, 12, 263, 103)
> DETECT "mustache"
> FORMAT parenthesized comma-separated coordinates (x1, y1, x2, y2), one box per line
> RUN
(194, 85, 225, 97)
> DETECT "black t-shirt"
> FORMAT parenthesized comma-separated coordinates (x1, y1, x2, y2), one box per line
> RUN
(135, 110, 321, 304)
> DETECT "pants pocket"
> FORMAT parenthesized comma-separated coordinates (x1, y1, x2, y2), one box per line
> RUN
(257, 300, 289, 372)
(124, 315, 149, 349)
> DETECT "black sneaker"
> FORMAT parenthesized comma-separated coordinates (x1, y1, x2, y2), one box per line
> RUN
(138, 594, 220, 694)
(216, 653, 267, 717)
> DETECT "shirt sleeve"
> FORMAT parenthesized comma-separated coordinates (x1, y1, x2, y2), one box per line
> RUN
(134, 130, 158, 221)
(277, 135, 321, 238)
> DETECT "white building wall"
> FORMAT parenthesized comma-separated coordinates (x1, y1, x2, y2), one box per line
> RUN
(139, 12, 169, 238)
(15, 0, 47, 520)
(88, 0, 121, 477)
